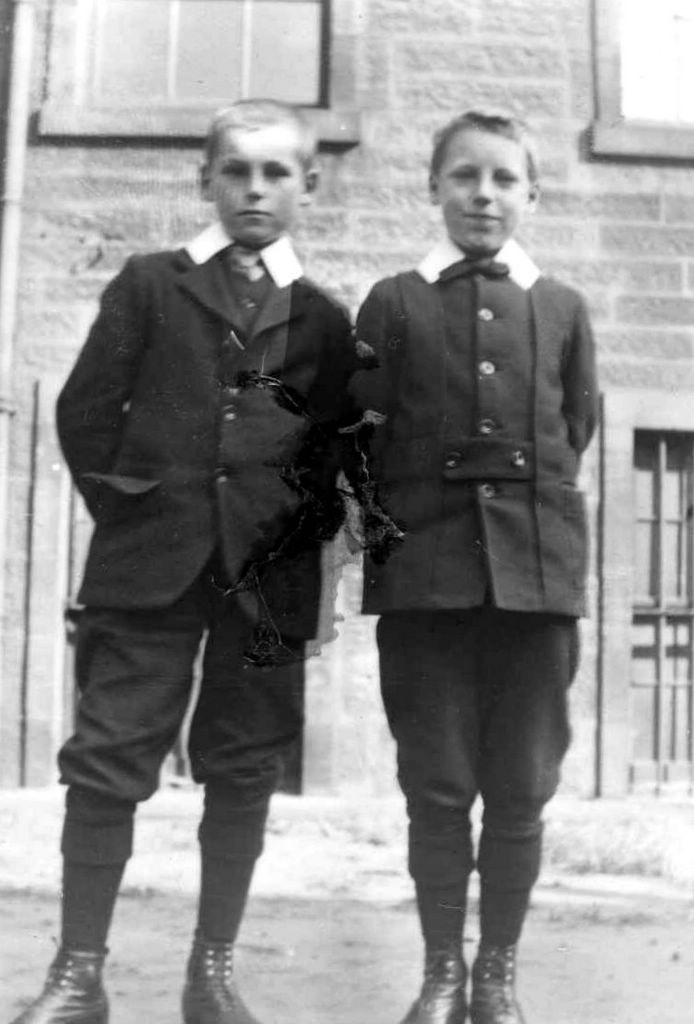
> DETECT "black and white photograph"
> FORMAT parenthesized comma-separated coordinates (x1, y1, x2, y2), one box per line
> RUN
(0, 2, 693, 1023)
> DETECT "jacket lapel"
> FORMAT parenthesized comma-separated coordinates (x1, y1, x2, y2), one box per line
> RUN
(175, 254, 313, 373)
(176, 252, 246, 329)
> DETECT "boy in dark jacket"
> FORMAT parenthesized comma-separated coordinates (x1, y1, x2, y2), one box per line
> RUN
(11, 100, 358, 1024)
(350, 110, 598, 1024)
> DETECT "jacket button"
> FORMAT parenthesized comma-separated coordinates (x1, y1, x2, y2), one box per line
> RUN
(445, 451, 463, 468)
(479, 360, 496, 376)
(478, 308, 494, 322)
(215, 471, 229, 483)
(223, 410, 237, 421)
(479, 483, 497, 499)
(478, 418, 495, 435)
(511, 450, 526, 467)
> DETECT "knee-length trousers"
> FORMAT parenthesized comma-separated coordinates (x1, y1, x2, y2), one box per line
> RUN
(58, 571, 304, 866)
(377, 607, 579, 897)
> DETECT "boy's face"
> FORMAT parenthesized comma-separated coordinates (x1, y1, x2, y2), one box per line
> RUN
(429, 128, 538, 256)
(201, 122, 316, 249)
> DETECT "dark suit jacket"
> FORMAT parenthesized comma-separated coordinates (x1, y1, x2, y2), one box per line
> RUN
(57, 247, 356, 639)
(350, 269, 598, 618)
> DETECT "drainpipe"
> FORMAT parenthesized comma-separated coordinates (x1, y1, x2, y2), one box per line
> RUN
(0, 0, 35, 735)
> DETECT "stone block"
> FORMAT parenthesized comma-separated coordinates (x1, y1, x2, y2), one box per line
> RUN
(350, 211, 436, 246)
(569, 56, 592, 119)
(664, 195, 694, 223)
(294, 209, 350, 244)
(616, 295, 694, 327)
(368, 0, 472, 35)
(518, 220, 598, 255)
(547, 259, 682, 293)
(597, 330, 693, 360)
(399, 41, 564, 79)
(541, 190, 661, 221)
(601, 225, 694, 257)
(599, 359, 694, 390)
(396, 78, 568, 118)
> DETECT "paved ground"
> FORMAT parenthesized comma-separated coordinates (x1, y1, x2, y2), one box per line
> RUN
(1, 788, 693, 1024)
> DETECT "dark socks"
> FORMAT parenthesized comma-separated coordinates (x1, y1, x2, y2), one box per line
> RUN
(478, 887, 531, 948)
(61, 859, 126, 952)
(416, 882, 467, 953)
(195, 854, 257, 944)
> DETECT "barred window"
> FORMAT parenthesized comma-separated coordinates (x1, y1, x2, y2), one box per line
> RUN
(631, 432, 694, 792)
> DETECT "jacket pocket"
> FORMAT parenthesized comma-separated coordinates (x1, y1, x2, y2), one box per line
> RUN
(80, 472, 162, 522)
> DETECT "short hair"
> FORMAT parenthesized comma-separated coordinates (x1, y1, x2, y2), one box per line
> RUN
(204, 99, 317, 171)
(430, 109, 539, 184)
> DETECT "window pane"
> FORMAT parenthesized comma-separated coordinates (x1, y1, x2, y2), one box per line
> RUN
(631, 687, 657, 760)
(664, 439, 692, 602)
(631, 617, 657, 684)
(635, 521, 657, 601)
(663, 438, 688, 518)
(176, 1, 244, 100)
(249, 1, 321, 104)
(669, 683, 691, 761)
(621, 0, 694, 124)
(95, 1, 171, 101)
(662, 522, 687, 602)
(634, 434, 656, 516)
(664, 617, 691, 684)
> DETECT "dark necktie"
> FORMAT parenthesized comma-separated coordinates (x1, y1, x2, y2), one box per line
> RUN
(438, 258, 510, 283)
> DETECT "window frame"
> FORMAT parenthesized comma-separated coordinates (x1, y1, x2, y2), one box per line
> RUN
(37, 0, 360, 148)
(599, 390, 694, 797)
(630, 431, 694, 793)
(590, 0, 694, 161)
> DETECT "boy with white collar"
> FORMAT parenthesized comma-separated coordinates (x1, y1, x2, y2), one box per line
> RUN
(351, 110, 598, 1024)
(11, 100, 357, 1024)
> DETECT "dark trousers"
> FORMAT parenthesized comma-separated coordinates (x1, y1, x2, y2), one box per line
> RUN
(377, 608, 578, 904)
(59, 570, 304, 865)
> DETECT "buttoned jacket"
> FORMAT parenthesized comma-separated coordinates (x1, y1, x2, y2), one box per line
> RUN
(57, 229, 355, 638)
(351, 240, 598, 617)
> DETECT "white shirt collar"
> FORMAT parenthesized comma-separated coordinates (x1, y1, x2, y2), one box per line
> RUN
(184, 222, 304, 288)
(417, 237, 540, 290)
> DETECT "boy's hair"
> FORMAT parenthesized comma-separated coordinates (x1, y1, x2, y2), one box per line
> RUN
(430, 109, 539, 184)
(204, 99, 317, 171)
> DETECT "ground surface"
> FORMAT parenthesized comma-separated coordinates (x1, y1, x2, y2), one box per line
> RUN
(1, 788, 693, 1024)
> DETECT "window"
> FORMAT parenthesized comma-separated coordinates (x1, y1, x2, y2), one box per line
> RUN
(599, 390, 694, 796)
(591, 0, 694, 159)
(39, 0, 359, 146)
(630, 433, 694, 792)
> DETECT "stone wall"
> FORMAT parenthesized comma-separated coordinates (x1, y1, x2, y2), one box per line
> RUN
(3, 0, 694, 793)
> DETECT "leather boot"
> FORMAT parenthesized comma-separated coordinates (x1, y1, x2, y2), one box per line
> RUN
(470, 944, 526, 1024)
(10, 948, 108, 1024)
(182, 938, 263, 1024)
(399, 949, 467, 1024)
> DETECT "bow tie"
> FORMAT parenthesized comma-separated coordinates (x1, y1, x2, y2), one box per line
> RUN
(226, 245, 266, 282)
(438, 258, 510, 283)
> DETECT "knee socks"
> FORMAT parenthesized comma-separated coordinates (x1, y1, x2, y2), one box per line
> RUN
(195, 784, 271, 944)
(61, 860, 126, 952)
(416, 882, 468, 955)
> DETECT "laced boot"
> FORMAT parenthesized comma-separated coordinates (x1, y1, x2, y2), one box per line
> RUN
(182, 938, 263, 1024)
(10, 948, 108, 1024)
(470, 944, 526, 1024)
(399, 948, 467, 1024)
